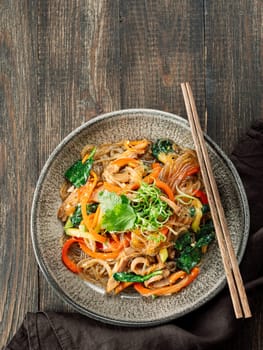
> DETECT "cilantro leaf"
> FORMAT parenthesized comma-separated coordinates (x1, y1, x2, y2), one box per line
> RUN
(98, 190, 122, 212)
(98, 190, 136, 232)
(102, 202, 136, 232)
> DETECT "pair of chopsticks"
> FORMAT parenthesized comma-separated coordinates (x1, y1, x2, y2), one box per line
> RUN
(181, 82, 251, 319)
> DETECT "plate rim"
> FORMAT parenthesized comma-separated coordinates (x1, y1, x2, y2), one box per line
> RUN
(31, 108, 250, 327)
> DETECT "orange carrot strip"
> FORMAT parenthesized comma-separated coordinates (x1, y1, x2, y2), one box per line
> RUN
(91, 205, 101, 229)
(77, 170, 98, 199)
(133, 267, 199, 296)
(79, 171, 98, 202)
(80, 172, 106, 243)
(108, 241, 121, 251)
(79, 242, 121, 260)
(111, 158, 140, 168)
(114, 282, 134, 294)
(61, 238, 81, 274)
(111, 233, 119, 243)
(124, 140, 149, 152)
(81, 153, 90, 164)
(103, 181, 140, 193)
(85, 225, 106, 243)
(107, 233, 122, 251)
(155, 179, 175, 201)
(201, 245, 208, 254)
(126, 139, 149, 147)
(143, 163, 162, 184)
(168, 270, 187, 284)
(124, 182, 140, 191)
(152, 162, 162, 169)
(159, 227, 169, 236)
(103, 182, 124, 194)
(106, 233, 131, 251)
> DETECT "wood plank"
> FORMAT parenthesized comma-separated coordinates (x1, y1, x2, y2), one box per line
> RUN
(0, 0, 39, 347)
(205, 2, 263, 350)
(119, 0, 206, 127)
(1, 1, 262, 349)
(205, 0, 262, 154)
(37, 0, 121, 310)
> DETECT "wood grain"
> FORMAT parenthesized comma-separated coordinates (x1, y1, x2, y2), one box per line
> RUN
(37, 0, 121, 311)
(204, 0, 263, 154)
(0, 0, 39, 346)
(120, 0, 206, 126)
(0, 0, 262, 348)
(205, 1, 263, 349)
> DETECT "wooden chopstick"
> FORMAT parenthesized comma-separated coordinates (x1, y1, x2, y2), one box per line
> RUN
(181, 82, 251, 319)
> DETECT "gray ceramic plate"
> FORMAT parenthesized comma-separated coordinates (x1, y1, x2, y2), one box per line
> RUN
(31, 109, 249, 326)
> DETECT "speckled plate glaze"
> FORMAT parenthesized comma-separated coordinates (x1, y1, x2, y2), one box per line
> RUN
(31, 109, 250, 326)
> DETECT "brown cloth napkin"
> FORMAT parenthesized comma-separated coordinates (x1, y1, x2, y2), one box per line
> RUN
(5, 121, 263, 350)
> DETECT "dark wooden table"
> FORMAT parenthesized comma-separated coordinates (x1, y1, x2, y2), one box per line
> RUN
(1, 1, 262, 349)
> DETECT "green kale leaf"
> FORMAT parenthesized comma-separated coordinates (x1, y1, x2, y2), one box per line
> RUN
(175, 220, 215, 273)
(64, 147, 96, 188)
(152, 139, 174, 159)
(69, 203, 98, 227)
(113, 270, 162, 283)
(176, 246, 202, 274)
(174, 231, 193, 251)
(196, 232, 215, 248)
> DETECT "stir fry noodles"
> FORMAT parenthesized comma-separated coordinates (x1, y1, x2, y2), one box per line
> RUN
(58, 139, 215, 296)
